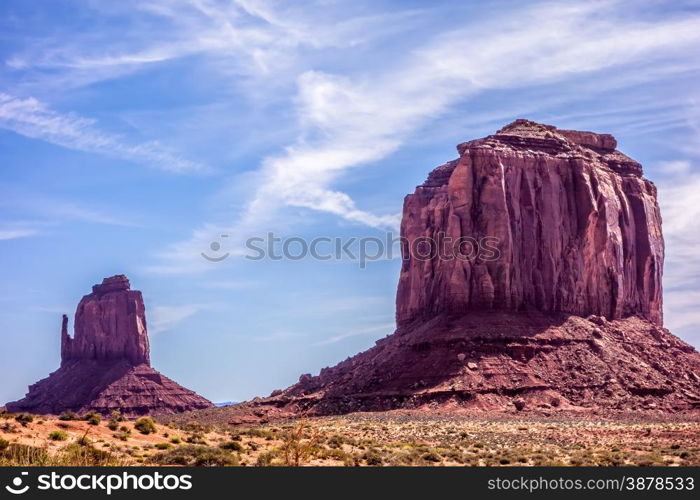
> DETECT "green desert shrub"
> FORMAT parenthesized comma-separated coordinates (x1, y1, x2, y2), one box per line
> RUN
(0, 438, 9, 451)
(255, 451, 276, 466)
(0, 443, 50, 466)
(185, 433, 207, 444)
(155, 443, 171, 450)
(421, 450, 442, 463)
(134, 417, 157, 435)
(107, 410, 124, 431)
(0, 422, 18, 433)
(86, 413, 101, 426)
(219, 441, 244, 452)
(328, 435, 345, 449)
(110, 410, 125, 422)
(58, 412, 77, 421)
(49, 431, 68, 441)
(318, 447, 351, 463)
(113, 430, 131, 441)
(14, 413, 34, 427)
(57, 443, 121, 466)
(149, 445, 239, 466)
(363, 449, 384, 466)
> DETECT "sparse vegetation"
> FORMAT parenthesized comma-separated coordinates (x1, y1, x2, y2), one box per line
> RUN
(113, 429, 131, 441)
(219, 441, 244, 452)
(49, 430, 68, 441)
(280, 420, 319, 466)
(56, 442, 124, 466)
(149, 445, 239, 466)
(86, 413, 101, 426)
(14, 413, 34, 427)
(363, 448, 384, 466)
(185, 433, 207, 444)
(0, 443, 50, 465)
(108, 410, 124, 431)
(134, 417, 157, 435)
(2, 412, 700, 466)
(255, 450, 275, 466)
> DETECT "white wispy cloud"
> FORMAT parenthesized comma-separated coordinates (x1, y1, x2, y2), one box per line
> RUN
(0, 185, 142, 237)
(654, 154, 700, 345)
(0, 93, 207, 173)
(11, 1, 696, 273)
(664, 290, 700, 332)
(0, 227, 38, 241)
(6, 0, 417, 90)
(149, 304, 205, 334)
(313, 322, 395, 346)
(658, 160, 700, 298)
(259, 1, 700, 227)
(153, 0, 700, 273)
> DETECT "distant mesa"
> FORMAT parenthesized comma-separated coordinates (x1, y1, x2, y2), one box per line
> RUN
(219, 119, 700, 423)
(6, 275, 213, 416)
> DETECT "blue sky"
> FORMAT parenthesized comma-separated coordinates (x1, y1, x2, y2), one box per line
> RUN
(1, 0, 700, 404)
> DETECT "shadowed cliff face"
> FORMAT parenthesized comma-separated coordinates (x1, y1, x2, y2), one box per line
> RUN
(7, 275, 212, 416)
(61, 275, 150, 366)
(396, 119, 663, 327)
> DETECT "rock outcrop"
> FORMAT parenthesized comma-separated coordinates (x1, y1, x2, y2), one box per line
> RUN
(213, 120, 699, 423)
(7, 275, 213, 416)
(397, 119, 663, 326)
(62, 275, 150, 365)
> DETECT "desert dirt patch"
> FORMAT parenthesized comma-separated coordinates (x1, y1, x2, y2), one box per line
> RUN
(2, 410, 699, 466)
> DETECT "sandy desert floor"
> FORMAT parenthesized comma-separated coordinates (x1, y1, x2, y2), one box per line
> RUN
(1, 410, 699, 466)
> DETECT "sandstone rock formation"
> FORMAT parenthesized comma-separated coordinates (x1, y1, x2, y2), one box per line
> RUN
(215, 120, 699, 423)
(7, 275, 212, 416)
(397, 119, 663, 326)
(62, 275, 150, 366)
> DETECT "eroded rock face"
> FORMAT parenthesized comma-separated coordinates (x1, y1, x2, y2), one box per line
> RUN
(220, 312, 700, 424)
(7, 275, 213, 416)
(212, 120, 698, 423)
(397, 119, 663, 326)
(62, 275, 149, 365)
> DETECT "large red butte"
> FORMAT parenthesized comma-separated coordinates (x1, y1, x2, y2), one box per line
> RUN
(221, 120, 700, 423)
(397, 119, 663, 326)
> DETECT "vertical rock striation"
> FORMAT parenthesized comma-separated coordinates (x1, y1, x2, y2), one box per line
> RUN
(62, 275, 150, 365)
(396, 119, 663, 327)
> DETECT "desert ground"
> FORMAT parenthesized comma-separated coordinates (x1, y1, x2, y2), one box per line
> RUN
(1, 409, 699, 466)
